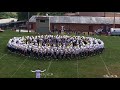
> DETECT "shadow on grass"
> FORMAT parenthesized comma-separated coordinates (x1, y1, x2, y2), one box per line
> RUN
(6, 50, 104, 62)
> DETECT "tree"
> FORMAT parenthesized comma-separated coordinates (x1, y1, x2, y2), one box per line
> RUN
(0, 12, 17, 19)
(17, 12, 38, 21)
(17, 12, 66, 21)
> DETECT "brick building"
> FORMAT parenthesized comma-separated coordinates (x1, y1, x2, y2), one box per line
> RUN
(64, 12, 120, 17)
(29, 15, 120, 33)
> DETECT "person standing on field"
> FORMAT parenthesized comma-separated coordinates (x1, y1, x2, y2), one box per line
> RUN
(31, 68, 46, 78)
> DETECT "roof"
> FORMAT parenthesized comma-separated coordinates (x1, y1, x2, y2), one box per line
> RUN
(10, 20, 26, 24)
(0, 18, 18, 24)
(29, 15, 120, 24)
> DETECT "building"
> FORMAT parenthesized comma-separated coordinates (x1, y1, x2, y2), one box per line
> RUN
(64, 12, 105, 17)
(64, 12, 120, 17)
(0, 18, 17, 24)
(36, 16, 50, 34)
(29, 15, 120, 33)
(0, 18, 18, 29)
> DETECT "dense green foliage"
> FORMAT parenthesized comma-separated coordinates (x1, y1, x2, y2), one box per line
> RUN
(0, 12, 66, 20)
(17, 12, 66, 20)
(17, 12, 38, 20)
(0, 12, 17, 19)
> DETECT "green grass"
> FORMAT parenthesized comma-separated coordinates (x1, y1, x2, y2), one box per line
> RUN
(0, 30, 120, 78)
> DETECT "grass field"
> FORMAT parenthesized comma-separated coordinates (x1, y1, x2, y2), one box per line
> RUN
(0, 30, 120, 78)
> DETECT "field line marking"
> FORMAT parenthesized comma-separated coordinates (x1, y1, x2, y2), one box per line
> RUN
(0, 54, 7, 60)
(105, 36, 115, 75)
(10, 57, 28, 78)
(111, 37, 120, 76)
(44, 60, 53, 78)
(99, 55, 111, 76)
(103, 36, 120, 77)
(102, 36, 119, 77)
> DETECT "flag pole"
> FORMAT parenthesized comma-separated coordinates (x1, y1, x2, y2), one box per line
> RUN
(113, 12, 115, 28)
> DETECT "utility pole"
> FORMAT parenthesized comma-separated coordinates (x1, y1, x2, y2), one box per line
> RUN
(28, 12, 30, 33)
(104, 12, 105, 17)
(113, 12, 115, 28)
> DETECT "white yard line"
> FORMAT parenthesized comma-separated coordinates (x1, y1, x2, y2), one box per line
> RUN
(105, 37, 115, 75)
(44, 60, 53, 78)
(99, 55, 111, 76)
(0, 54, 7, 60)
(10, 57, 28, 78)
(100, 37, 119, 78)
(110, 36, 120, 77)
(100, 36, 111, 76)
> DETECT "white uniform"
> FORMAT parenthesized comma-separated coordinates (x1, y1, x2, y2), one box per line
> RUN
(56, 50, 59, 55)
(35, 70, 42, 78)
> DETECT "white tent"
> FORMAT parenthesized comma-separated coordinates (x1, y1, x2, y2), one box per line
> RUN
(0, 18, 17, 24)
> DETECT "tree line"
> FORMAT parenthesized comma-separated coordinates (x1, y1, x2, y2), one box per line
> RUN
(17, 12, 66, 20)
(0, 12, 67, 20)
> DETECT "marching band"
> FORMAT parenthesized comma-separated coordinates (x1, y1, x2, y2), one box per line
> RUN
(7, 35, 105, 59)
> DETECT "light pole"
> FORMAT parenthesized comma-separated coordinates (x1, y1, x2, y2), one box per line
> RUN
(113, 12, 115, 28)
(104, 12, 105, 17)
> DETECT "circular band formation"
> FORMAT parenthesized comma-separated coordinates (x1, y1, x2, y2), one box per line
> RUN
(7, 35, 105, 59)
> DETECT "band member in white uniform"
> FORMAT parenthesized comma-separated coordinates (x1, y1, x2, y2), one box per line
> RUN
(31, 68, 46, 78)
